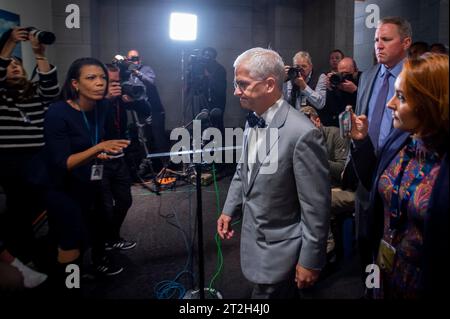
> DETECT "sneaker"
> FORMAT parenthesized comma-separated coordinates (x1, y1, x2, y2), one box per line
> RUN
(94, 257, 123, 276)
(105, 238, 137, 251)
(10, 258, 48, 288)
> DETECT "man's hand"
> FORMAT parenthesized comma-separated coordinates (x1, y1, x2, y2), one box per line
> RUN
(294, 75, 307, 90)
(121, 94, 134, 103)
(132, 69, 142, 78)
(284, 65, 291, 81)
(295, 264, 320, 289)
(350, 113, 369, 140)
(107, 82, 122, 99)
(338, 80, 357, 94)
(217, 214, 234, 240)
(325, 72, 334, 90)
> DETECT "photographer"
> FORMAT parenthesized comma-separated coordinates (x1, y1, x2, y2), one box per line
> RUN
(100, 64, 136, 251)
(185, 47, 227, 132)
(283, 51, 327, 110)
(319, 57, 361, 127)
(0, 27, 59, 263)
(127, 49, 156, 86)
(126, 49, 168, 173)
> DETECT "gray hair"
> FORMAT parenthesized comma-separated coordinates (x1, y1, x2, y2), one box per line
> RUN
(378, 16, 412, 39)
(233, 47, 286, 90)
(293, 51, 312, 66)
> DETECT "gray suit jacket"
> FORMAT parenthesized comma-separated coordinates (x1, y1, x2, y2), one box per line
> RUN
(223, 100, 331, 284)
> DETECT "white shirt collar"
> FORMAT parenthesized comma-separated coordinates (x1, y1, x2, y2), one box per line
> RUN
(259, 97, 283, 127)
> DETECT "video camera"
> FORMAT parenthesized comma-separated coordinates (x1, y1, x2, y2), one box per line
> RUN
(187, 49, 211, 84)
(329, 72, 354, 88)
(112, 55, 147, 101)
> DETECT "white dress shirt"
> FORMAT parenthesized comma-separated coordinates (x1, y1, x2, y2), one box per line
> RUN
(247, 97, 283, 181)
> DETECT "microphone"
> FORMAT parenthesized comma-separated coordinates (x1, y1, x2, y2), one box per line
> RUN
(195, 108, 210, 121)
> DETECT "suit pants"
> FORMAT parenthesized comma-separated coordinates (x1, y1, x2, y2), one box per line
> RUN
(251, 273, 298, 299)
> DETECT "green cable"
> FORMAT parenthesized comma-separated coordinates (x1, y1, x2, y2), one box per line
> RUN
(208, 163, 224, 295)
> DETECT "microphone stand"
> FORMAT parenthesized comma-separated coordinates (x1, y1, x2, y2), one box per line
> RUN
(195, 160, 205, 299)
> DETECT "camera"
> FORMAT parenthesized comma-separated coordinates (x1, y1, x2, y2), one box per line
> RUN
(25, 27, 56, 45)
(287, 67, 301, 81)
(188, 50, 210, 83)
(329, 72, 354, 88)
(112, 55, 147, 101)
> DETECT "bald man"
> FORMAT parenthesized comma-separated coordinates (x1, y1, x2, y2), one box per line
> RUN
(127, 49, 156, 85)
(319, 57, 361, 127)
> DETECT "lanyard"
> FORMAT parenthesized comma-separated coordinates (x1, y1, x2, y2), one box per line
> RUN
(80, 107, 98, 146)
(388, 138, 437, 231)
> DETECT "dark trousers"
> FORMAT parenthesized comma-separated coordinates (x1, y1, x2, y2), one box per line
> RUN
(251, 274, 299, 299)
(46, 182, 106, 266)
(100, 158, 132, 242)
(0, 155, 45, 262)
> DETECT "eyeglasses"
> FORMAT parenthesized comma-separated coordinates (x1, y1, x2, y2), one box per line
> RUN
(233, 79, 265, 92)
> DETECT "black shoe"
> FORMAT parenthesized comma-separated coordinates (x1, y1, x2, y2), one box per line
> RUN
(93, 257, 123, 277)
(105, 238, 137, 251)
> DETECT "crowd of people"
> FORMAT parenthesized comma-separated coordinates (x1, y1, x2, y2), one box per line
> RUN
(0, 15, 449, 299)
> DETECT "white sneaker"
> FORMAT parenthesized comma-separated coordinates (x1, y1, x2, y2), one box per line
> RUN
(10, 258, 48, 288)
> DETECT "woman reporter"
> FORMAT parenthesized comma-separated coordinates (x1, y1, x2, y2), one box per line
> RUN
(44, 58, 130, 290)
(0, 27, 59, 265)
(350, 53, 448, 298)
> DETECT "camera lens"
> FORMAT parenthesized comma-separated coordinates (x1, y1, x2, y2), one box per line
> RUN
(287, 67, 299, 81)
(26, 27, 56, 45)
(329, 73, 343, 87)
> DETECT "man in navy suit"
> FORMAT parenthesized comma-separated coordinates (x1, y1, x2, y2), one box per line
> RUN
(351, 16, 412, 274)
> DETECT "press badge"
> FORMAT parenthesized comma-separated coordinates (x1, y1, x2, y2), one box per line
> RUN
(90, 164, 104, 181)
(376, 239, 396, 273)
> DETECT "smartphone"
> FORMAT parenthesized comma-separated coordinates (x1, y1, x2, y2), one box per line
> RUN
(339, 105, 352, 139)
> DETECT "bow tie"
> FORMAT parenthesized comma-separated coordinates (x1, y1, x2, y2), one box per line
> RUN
(247, 112, 266, 128)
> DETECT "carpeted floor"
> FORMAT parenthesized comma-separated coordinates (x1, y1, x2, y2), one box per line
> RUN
(1, 168, 365, 299)
(81, 171, 365, 299)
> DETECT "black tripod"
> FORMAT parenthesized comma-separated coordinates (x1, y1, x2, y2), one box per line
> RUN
(146, 140, 222, 299)
(127, 109, 163, 193)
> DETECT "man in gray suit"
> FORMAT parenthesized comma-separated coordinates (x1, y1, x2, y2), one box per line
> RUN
(349, 17, 412, 274)
(217, 48, 330, 298)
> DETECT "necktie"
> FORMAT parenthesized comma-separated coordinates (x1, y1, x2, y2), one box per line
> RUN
(247, 112, 266, 128)
(368, 71, 391, 151)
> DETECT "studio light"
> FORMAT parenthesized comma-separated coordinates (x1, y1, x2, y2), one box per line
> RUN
(169, 12, 197, 41)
